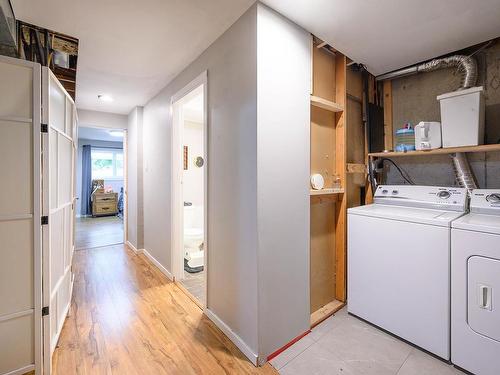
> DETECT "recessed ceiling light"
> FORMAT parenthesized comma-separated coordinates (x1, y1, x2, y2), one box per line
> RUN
(98, 94, 113, 102)
(109, 130, 124, 137)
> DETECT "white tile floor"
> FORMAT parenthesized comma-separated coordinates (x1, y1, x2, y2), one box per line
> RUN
(180, 269, 205, 305)
(270, 308, 464, 375)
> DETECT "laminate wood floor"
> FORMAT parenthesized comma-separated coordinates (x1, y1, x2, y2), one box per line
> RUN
(53, 244, 276, 375)
(75, 216, 124, 250)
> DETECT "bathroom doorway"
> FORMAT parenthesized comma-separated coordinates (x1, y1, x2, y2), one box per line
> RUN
(171, 72, 207, 307)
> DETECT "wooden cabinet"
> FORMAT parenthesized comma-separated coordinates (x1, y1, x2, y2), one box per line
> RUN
(92, 192, 118, 217)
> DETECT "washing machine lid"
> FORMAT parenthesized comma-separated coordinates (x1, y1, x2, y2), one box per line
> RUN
(452, 189, 500, 235)
(348, 204, 465, 227)
(452, 213, 500, 235)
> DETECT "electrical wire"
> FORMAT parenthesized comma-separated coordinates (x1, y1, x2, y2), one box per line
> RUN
(468, 40, 494, 58)
(379, 158, 415, 185)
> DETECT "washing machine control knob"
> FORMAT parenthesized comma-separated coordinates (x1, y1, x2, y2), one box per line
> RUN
(437, 190, 451, 199)
(486, 193, 500, 204)
(382, 189, 388, 194)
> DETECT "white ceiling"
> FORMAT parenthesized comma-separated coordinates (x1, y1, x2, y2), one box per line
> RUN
(263, 0, 500, 75)
(12, 0, 254, 114)
(78, 127, 123, 142)
(12, 1, 500, 116)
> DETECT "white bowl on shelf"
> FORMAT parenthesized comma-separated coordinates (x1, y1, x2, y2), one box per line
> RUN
(310, 174, 325, 190)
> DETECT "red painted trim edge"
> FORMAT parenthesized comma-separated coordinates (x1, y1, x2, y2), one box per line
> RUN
(266, 330, 312, 361)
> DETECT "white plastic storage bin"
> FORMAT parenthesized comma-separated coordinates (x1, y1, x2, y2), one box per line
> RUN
(437, 86, 485, 147)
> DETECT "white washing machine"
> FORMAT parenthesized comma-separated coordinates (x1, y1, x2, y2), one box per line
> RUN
(451, 189, 500, 375)
(348, 185, 468, 360)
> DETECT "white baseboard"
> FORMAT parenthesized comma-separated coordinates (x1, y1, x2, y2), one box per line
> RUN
(126, 242, 256, 366)
(205, 308, 258, 366)
(134, 246, 173, 281)
(125, 240, 140, 254)
(4, 364, 35, 375)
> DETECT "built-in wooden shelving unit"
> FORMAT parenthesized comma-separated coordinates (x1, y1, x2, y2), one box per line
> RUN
(368, 143, 500, 158)
(310, 188, 344, 196)
(310, 300, 345, 327)
(310, 188, 345, 206)
(309, 38, 366, 327)
(310, 95, 344, 112)
(309, 39, 348, 327)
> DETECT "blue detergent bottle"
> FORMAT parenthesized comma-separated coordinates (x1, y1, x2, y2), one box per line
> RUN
(395, 123, 416, 152)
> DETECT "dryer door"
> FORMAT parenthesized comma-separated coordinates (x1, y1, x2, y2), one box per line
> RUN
(468, 255, 500, 342)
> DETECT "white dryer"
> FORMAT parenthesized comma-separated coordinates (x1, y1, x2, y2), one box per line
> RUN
(348, 185, 468, 360)
(451, 189, 500, 375)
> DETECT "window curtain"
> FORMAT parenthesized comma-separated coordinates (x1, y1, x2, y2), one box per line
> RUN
(81, 145, 92, 215)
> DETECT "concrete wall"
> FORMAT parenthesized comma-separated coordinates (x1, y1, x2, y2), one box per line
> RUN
(75, 139, 123, 215)
(143, 3, 259, 358)
(126, 107, 144, 249)
(387, 40, 500, 188)
(256, 4, 311, 359)
(78, 109, 128, 130)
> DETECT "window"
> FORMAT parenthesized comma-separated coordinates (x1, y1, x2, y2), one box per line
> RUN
(91, 148, 123, 179)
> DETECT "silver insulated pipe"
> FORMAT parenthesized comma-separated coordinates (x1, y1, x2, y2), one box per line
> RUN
(428, 56, 479, 190)
(416, 55, 477, 89)
(377, 55, 479, 190)
(376, 55, 478, 89)
(451, 152, 477, 189)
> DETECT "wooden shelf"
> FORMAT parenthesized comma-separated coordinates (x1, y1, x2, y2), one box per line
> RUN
(309, 45, 349, 328)
(369, 144, 500, 158)
(310, 300, 345, 327)
(310, 95, 344, 112)
(310, 188, 344, 196)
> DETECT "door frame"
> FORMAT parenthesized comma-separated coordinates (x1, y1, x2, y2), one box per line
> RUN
(170, 71, 208, 308)
(0, 55, 43, 375)
(75, 125, 128, 245)
(41, 67, 77, 375)
(33, 60, 43, 375)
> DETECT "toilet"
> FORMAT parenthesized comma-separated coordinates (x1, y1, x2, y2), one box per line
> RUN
(184, 205, 204, 271)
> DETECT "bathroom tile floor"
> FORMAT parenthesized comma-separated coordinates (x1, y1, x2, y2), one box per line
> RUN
(270, 308, 465, 375)
(181, 269, 205, 305)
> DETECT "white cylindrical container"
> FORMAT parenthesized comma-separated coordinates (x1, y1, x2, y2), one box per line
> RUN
(437, 86, 485, 147)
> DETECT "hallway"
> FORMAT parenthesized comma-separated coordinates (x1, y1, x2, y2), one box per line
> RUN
(75, 216, 124, 250)
(53, 244, 276, 374)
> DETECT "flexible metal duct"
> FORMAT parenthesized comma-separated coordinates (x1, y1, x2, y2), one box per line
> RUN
(421, 55, 480, 190)
(377, 55, 479, 190)
(416, 55, 477, 89)
(376, 55, 478, 89)
(451, 153, 478, 190)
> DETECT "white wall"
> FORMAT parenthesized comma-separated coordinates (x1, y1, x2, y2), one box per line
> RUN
(143, 3, 259, 357)
(142, 2, 310, 363)
(75, 138, 123, 216)
(256, 4, 311, 359)
(126, 107, 144, 249)
(78, 109, 128, 130)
